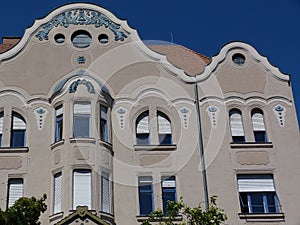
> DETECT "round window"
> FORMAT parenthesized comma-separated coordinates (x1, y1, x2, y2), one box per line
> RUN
(71, 30, 92, 48)
(232, 53, 246, 65)
(54, 33, 65, 44)
(98, 34, 109, 44)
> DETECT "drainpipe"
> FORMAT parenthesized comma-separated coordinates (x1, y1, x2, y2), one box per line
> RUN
(194, 83, 209, 210)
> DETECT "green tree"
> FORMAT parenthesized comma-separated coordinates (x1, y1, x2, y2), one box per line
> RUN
(0, 194, 47, 225)
(142, 196, 227, 225)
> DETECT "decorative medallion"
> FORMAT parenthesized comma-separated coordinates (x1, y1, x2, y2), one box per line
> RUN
(35, 9, 128, 42)
(115, 107, 127, 130)
(69, 79, 95, 93)
(206, 105, 219, 128)
(34, 107, 48, 130)
(178, 106, 191, 129)
(273, 105, 286, 127)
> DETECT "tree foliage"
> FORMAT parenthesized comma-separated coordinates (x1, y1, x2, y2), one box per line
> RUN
(0, 194, 47, 225)
(141, 196, 227, 225)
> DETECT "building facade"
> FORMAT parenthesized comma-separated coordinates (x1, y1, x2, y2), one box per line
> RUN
(0, 3, 299, 225)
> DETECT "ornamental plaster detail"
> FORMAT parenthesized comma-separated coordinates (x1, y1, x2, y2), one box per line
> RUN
(178, 106, 191, 129)
(273, 105, 286, 127)
(206, 105, 219, 128)
(34, 107, 48, 130)
(115, 107, 127, 130)
(35, 9, 128, 42)
(69, 79, 95, 93)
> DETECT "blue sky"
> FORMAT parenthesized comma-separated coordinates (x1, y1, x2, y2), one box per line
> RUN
(0, 0, 299, 127)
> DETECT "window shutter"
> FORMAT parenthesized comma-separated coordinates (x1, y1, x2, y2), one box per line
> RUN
(13, 115, 26, 130)
(101, 173, 110, 213)
(230, 111, 244, 136)
(73, 170, 91, 209)
(137, 115, 149, 134)
(0, 113, 3, 134)
(74, 103, 91, 114)
(252, 112, 266, 131)
(100, 106, 108, 120)
(238, 175, 275, 192)
(56, 106, 63, 116)
(54, 173, 62, 213)
(158, 114, 171, 134)
(162, 179, 176, 188)
(8, 179, 23, 208)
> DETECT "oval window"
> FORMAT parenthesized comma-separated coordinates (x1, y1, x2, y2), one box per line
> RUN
(232, 53, 246, 65)
(71, 30, 92, 48)
(54, 33, 65, 44)
(98, 34, 109, 44)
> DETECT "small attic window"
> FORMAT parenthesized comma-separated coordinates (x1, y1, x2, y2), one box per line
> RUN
(232, 53, 246, 65)
(71, 30, 92, 48)
(54, 34, 65, 44)
(98, 34, 109, 44)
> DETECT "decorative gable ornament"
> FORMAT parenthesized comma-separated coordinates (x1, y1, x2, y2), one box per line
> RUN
(69, 79, 95, 94)
(35, 9, 128, 42)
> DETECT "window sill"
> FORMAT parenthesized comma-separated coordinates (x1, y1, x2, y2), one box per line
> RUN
(0, 147, 29, 153)
(134, 144, 177, 151)
(69, 138, 96, 144)
(49, 212, 64, 222)
(137, 215, 182, 222)
(231, 142, 273, 149)
(50, 139, 65, 150)
(99, 139, 113, 151)
(238, 213, 285, 222)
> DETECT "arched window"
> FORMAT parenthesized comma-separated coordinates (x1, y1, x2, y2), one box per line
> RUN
(251, 109, 268, 142)
(229, 109, 245, 143)
(157, 111, 172, 145)
(11, 112, 26, 147)
(136, 111, 150, 145)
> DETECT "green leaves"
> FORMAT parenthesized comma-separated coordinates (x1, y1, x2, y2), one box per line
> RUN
(0, 194, 47, 225)
(141, 196, 227, 225)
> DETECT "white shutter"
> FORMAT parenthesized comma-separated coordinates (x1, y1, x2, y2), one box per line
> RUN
(139, 176, 152, 185)
(252, 112, 266, 131)
(230, 112, 244, 136)
(73, 170, 91, 209)
(74, 103, 91, 115)
(158, 115, 172, 134)
(162, 180, 176, 188)
(137, 115, 149, 134)
(56, 106, 63, 116)
(101, 173, 110, 213)
(13, 116, 26, 130)
(0, 115, 3, 134)
(54, 173, 62, 213)
(8, 179, 23, 208)
(238, 176, 275, 192)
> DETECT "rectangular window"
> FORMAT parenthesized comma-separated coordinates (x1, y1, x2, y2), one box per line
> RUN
(55, 105, 63, 142)
(238, 174, 280, 214)
(138, 176, 153, 215)
(101, 172, 110, 213)
(0, 112, 3, 147)
(73, 102, 91, 138)
(100, 105, 108, 142)
(162, 176, 176, 214)
(73, 169, 92, 210)
(8, 178, 23, 208)
(53, 172, 62, 214)
(11, 113, 26, 147)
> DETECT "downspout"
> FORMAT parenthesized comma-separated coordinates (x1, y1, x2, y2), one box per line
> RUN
(194, 83, 209, 210)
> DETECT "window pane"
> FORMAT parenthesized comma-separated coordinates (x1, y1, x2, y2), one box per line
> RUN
(138, 177, 153, 215)
(162, 176, 176, 214)
(11, 113, 26, 147)
(136, 111, 150, 145)
(73, 103, 91, 138)
(250, 192, 264, 213)
(55, 106, 63, 142)
(0, 112, 3, 147)
(101, 173, 110, 213)
(100, 105, 108, 142)
(229, 109, 245, 142)
(266, 192, 278, 213)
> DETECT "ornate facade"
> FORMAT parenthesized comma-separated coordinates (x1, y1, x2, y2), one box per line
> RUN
(0, 3, 299, 225)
